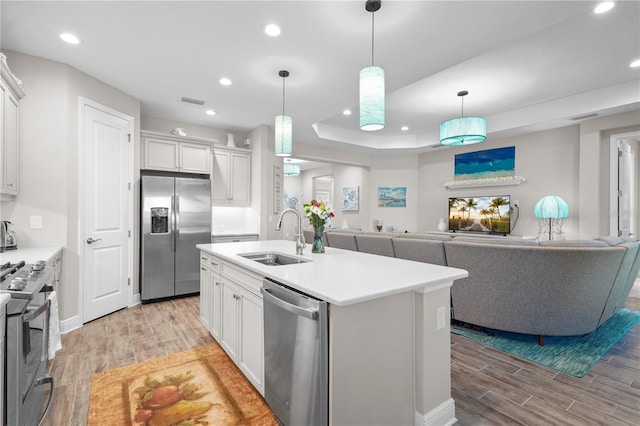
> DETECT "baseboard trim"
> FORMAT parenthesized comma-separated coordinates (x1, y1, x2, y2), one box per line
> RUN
(415, 398, 457, 426)
(60, 315, 82, 334)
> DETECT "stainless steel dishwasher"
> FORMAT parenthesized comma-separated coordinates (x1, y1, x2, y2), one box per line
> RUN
(261, 278, 329, 426)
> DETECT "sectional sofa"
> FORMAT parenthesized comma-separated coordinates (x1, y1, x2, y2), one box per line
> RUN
(320, 230, 640, 342)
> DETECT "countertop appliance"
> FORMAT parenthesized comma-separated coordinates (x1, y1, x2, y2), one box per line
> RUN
(141, 174, 211, 301)
(261, 278, 328, 426)
(0, 220, 17, 252)
(1, 260, 54, 426)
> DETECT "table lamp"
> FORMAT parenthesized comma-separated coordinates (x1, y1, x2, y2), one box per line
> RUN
(534, 195, 569, 240)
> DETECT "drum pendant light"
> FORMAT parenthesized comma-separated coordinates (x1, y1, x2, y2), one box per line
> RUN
(440, 90, 487, 145)
(360, 0, 385, 131)
(275, 70, 292, 156)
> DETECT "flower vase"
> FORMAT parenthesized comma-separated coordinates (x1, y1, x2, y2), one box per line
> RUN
(437, 217, 447, 232)
(312, 225, 325, 253)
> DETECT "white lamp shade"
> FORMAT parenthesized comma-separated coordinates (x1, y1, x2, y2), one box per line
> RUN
(275, 115, 292, 156)
(534, 195, 569, 219)
(439, 117, 487, 145)
(359, 66, 385, 131)
(283, 163, 300, 176)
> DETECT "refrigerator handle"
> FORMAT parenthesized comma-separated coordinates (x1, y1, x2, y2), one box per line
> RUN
(170, 194, 175, 252)
(175, 194, 180, 251)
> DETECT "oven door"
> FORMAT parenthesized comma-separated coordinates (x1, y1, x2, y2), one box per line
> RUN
(6, 295, 54, 426)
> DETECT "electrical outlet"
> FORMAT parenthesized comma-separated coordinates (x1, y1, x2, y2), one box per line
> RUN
(30, 215, 43, 229)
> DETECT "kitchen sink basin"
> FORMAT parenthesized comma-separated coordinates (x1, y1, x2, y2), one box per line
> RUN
(238, 252, 311, 266)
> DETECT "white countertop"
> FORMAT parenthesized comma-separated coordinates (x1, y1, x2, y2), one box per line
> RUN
(0, 246, 63, 264)
(0, 293, 9, 311)
(197, 240, 468, 306)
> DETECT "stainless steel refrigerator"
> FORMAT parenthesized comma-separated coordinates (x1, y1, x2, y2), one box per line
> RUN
(141, 174, 211, 301)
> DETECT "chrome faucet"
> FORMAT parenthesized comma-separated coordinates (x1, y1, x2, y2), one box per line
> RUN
(275, 208, 306, 255)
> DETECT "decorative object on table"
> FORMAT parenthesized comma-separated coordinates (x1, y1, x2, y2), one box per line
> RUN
(303, 200, 335, 253)
(226, 133, 236, 147)
(377, 186, 406, 207)
(341, 219, 350, 229)
(454, 146, 515, 181)
(439, 90, 486, 146)
(87, 344, 277, 426)
(375, 218, 383, 232)
(243, 138, 251, 147)
(341, 186, 359, 211)
(437, 217, 448, 232)
(360, 0, 385, 131)
(170, 127, 187, 136)
(452, 308, 640, 377)
(275, 70, 292, 156)
(535, 195, 569, 240)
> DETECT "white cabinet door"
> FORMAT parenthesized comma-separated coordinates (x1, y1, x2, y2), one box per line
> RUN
(239, 287, 263, 394)
(220, 279, 239, 361)
(230, 152, 251, 205)
(199, 263, 211, 329)
(144, 138, 179, 171)
(0, 82, 19, 196)
(211, 272, 223, 341)
(180, 142, 211, 174)
(212, 149, 231, 203)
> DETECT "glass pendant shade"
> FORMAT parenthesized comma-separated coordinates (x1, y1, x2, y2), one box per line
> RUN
(439, 117, 487, 145)
(534, 195, 569, 219)
(359, 65, 385, 131)
(283, 163, 300, 176)
(275, 114, 292, 156)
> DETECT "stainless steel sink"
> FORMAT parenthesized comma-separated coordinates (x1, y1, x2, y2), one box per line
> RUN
(238, 252, 311, 266)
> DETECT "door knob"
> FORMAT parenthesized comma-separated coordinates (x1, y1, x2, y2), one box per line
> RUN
(86, 237, 102, 244)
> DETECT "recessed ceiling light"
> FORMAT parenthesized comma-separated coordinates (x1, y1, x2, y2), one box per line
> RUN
(401, 126, 409, 131)
(594, 2, 615, 14)
(205, 110, 216, 116)
(219, 77, 232, 86)
(343, 109, 352, 116)
(630, 59, 640, 68)
(264, 24, 281, 37)
(60, 33, 80, 44)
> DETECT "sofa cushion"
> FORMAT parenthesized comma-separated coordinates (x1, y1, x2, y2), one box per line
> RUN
(391, 238, 447, 265)
(452, 236, 539, 246)
(597, 236, 626, 246)
(539, 239, 609, 247)
(395, 233, 453, 241)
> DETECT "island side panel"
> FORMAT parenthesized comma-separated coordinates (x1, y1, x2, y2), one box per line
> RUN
(414, 285, 456, 425)
(329, 291, 414, 426)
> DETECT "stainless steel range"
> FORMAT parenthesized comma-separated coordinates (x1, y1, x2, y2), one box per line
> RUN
(1, 260, 54, 426)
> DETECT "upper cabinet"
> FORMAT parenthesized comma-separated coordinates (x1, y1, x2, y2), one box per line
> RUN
(212, 147, 251, 206)
(0, 53, 26, 199)
(141, 130, 212, 174)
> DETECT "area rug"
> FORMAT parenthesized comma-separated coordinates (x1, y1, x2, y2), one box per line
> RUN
(88, 343, 277, 426)
(451, 308, 640, 378)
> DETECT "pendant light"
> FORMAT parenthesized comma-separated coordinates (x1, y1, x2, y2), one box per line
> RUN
(439, 90, 487, 145)
(360, 0, 384, 131)
(275, 70, 292, 156)
(283, 163, 300, 176)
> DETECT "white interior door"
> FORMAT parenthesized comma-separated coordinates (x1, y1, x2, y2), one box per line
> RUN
(610, 132, 638, 239)
(81, 99, 133, 323)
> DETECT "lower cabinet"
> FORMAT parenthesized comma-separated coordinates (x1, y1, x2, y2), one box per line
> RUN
(200, 251, 264, 395)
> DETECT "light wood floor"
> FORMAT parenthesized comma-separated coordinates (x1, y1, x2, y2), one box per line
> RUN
(43, 296, 640, 425)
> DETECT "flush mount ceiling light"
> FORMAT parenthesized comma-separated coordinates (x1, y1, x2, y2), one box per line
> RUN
(219, 77, 232, 86)
(360, 0, 385, 131)
(205, 110, 216, 116)
(265, 24, 281, 37)
(283, 163, 300, 176)
(275, 70, 292, 157)
(439, 90, 487, 146)
(60, 33, 80, 44)
(630, 59, 640, 68)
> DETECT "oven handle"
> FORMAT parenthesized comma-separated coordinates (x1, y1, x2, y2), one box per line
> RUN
(36, 374, 54, 426)
(23, 299, 51, 323)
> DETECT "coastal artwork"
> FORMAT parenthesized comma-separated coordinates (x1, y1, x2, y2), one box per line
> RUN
(377, 186, 406, 207)
(454, 146, 515, 181)
(341, 186, 359, 211)
(283, 190, 298, 210)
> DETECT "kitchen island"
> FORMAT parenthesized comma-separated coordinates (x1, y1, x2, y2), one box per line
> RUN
(197, 240, 468, 426)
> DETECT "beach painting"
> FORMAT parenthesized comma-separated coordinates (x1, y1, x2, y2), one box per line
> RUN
(342, 186, 359, 211)
(378, 186, 406, 207)
(454, 146, 515, 181)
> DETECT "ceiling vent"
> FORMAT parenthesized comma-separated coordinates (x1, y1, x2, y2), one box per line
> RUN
(180, 96, 205, 105)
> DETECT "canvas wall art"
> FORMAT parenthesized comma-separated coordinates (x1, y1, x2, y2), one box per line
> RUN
(454, 146, 515, 181)
(377, 187, 406, 207)
(341, 186, 359, 211)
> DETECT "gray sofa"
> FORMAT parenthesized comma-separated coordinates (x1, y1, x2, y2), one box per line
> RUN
(322, 230, 640, 339)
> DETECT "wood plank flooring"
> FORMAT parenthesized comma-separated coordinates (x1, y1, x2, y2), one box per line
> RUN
(42, 296, 640, 425)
